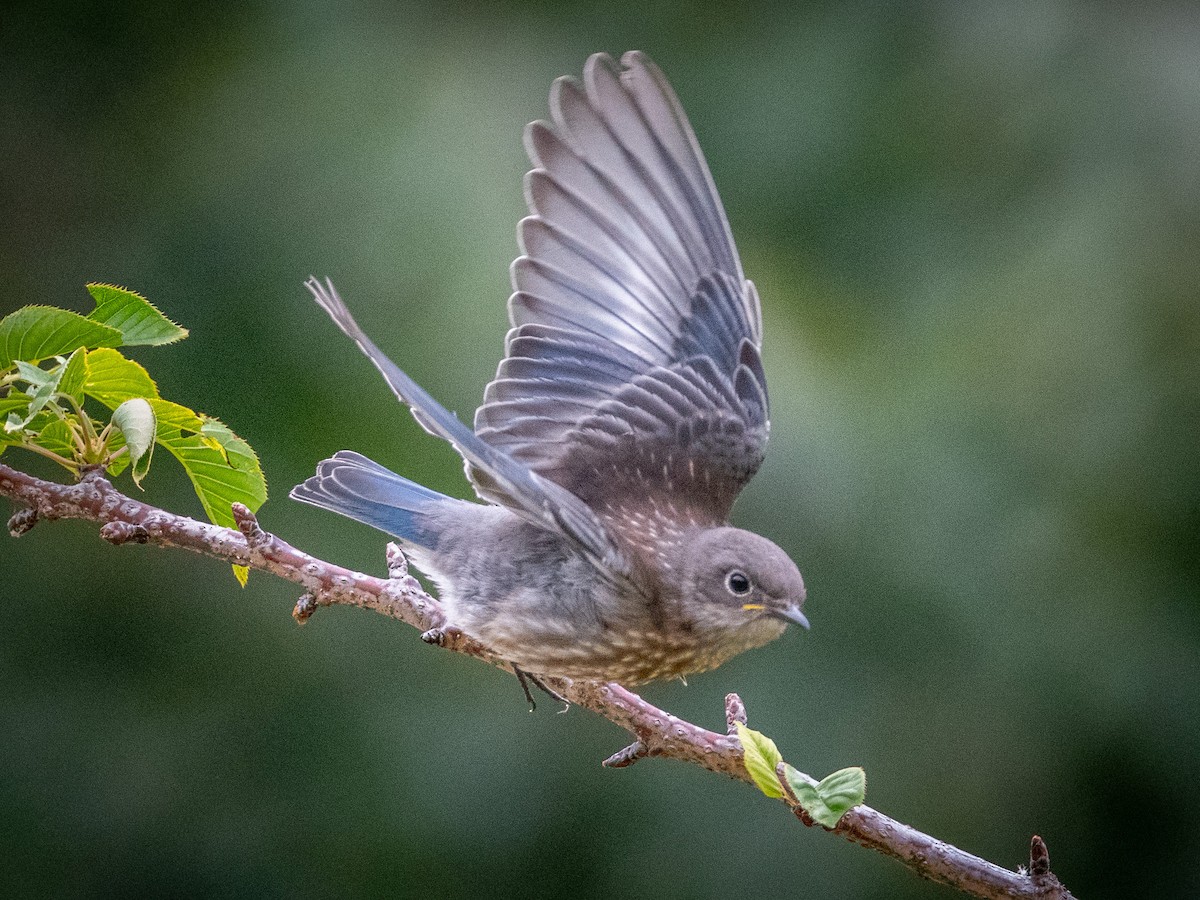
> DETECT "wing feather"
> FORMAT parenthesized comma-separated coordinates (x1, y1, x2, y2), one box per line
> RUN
(474, 52, 770, 524)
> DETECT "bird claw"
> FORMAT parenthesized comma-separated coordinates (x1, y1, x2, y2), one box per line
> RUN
(512, 666, 570, 713)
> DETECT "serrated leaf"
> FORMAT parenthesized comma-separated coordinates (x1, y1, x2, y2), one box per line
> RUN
(86, 283, 188, 346)
(57, 348, 89, 402)
(149, 397, 204, 432)
(736, 722, 786, 799)
(111, 398, 156, 487)
(0, 306, 123, 369)
(79, 348, 265, 584)
(82, 347, 160, 407)
(152, 404, 267, 584)
(200, 419, 231, 456)
(87, 385, 266, 522)
(154, 410, 267, 523)
(781, 763, 866, 828)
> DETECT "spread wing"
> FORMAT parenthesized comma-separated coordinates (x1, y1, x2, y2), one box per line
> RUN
(301, 277, 630, 577)
(473, 51, 769, 524)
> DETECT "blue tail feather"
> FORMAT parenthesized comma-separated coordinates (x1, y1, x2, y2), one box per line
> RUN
(289, 450, 448, 547)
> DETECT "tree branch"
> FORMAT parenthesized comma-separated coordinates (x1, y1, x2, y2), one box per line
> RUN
(0, 461, 1075, 899)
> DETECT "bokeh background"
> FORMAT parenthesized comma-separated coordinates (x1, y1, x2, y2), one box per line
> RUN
(3, 2, 1198, 897)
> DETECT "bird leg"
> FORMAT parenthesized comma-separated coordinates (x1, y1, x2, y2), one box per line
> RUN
(512, 665, 570, 713)
(421, 626, 569, 713)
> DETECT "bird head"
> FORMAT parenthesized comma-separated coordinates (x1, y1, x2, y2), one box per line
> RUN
(679, 526, 808, 633)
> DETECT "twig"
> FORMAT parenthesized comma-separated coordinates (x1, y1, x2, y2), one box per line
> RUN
(0, 462, 1075, 899)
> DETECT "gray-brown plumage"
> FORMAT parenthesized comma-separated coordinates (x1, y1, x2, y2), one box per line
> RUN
(292, 51, 808, 685)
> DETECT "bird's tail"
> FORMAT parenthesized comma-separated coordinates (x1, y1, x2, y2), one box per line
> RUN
(289, 450, 448, 548)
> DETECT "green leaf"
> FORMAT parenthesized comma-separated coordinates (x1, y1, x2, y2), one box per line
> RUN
(86, 283, 188, 346)
(230, 564, 250, 587)
(79, 347, 265, 584)
(0, 394, 76, 464)
(1, 396, 57, 443)
(57, 348, 89, 402)
(82, 347, 160, 407)
(0, 396, 31, 450)
(781, 763, 866, 829)
(153, 406, 267, 520)
(86, 376, 267, 522)
(15, 360, 54, 388)
(111, 398, 156, 487)
(736, 722, 786, 799)
(8, 349, 90, 430)
(10, 361, 68, 428)
(0, 306, 123, 369)
(30, 418, 78, 461)
(148, 397, 204, 432)
(151, 401, 266, 586)
(102, 427, 131, 477)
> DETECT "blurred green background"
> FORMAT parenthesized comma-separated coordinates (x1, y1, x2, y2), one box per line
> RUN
(3, 1, 1198, 897)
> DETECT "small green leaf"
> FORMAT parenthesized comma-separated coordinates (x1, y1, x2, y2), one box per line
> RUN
(57, 348, 89, 402)
(15, 360, 54, 388)
(1, 404, 29, 447)
(102, 427, 131, 476)
(86, 283, 188, 346)
(10, 361, 69, 428)
(82, 348, 160, 407)
(0, 306, 123, 369)
(781, 763, 866, 829)
(30, 418, 78, 461)
(111, 398, 156, 487)
(736, 722, 786, 799)
(2, 395, 32, 439)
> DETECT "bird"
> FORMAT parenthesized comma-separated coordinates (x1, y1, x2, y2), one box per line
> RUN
(291, 51, 808, 690)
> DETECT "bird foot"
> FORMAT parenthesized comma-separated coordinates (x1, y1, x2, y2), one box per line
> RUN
(512, 666, 570, 713)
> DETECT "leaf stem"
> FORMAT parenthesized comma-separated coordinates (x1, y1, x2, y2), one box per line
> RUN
(57, 392, 106, 461)
(100, 445, 129, 468)
(15, 440, 80, 473)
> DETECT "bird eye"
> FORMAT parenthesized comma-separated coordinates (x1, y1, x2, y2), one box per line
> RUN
(725, 570, 752, 596)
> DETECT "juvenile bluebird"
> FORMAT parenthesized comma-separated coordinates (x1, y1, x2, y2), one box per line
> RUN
(292, 51, 808, 687)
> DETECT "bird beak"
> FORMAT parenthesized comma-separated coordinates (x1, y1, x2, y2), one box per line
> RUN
(774, 603, 810, 630)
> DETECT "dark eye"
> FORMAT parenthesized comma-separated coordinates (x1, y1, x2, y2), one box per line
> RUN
(725, 570, 752, 596)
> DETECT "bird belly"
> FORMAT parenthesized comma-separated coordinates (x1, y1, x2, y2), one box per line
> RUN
(470, 599, 787, 684)
(405, 507, 788, 684)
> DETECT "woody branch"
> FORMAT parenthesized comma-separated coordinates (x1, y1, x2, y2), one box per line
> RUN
(0, 461, 1074, 900)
